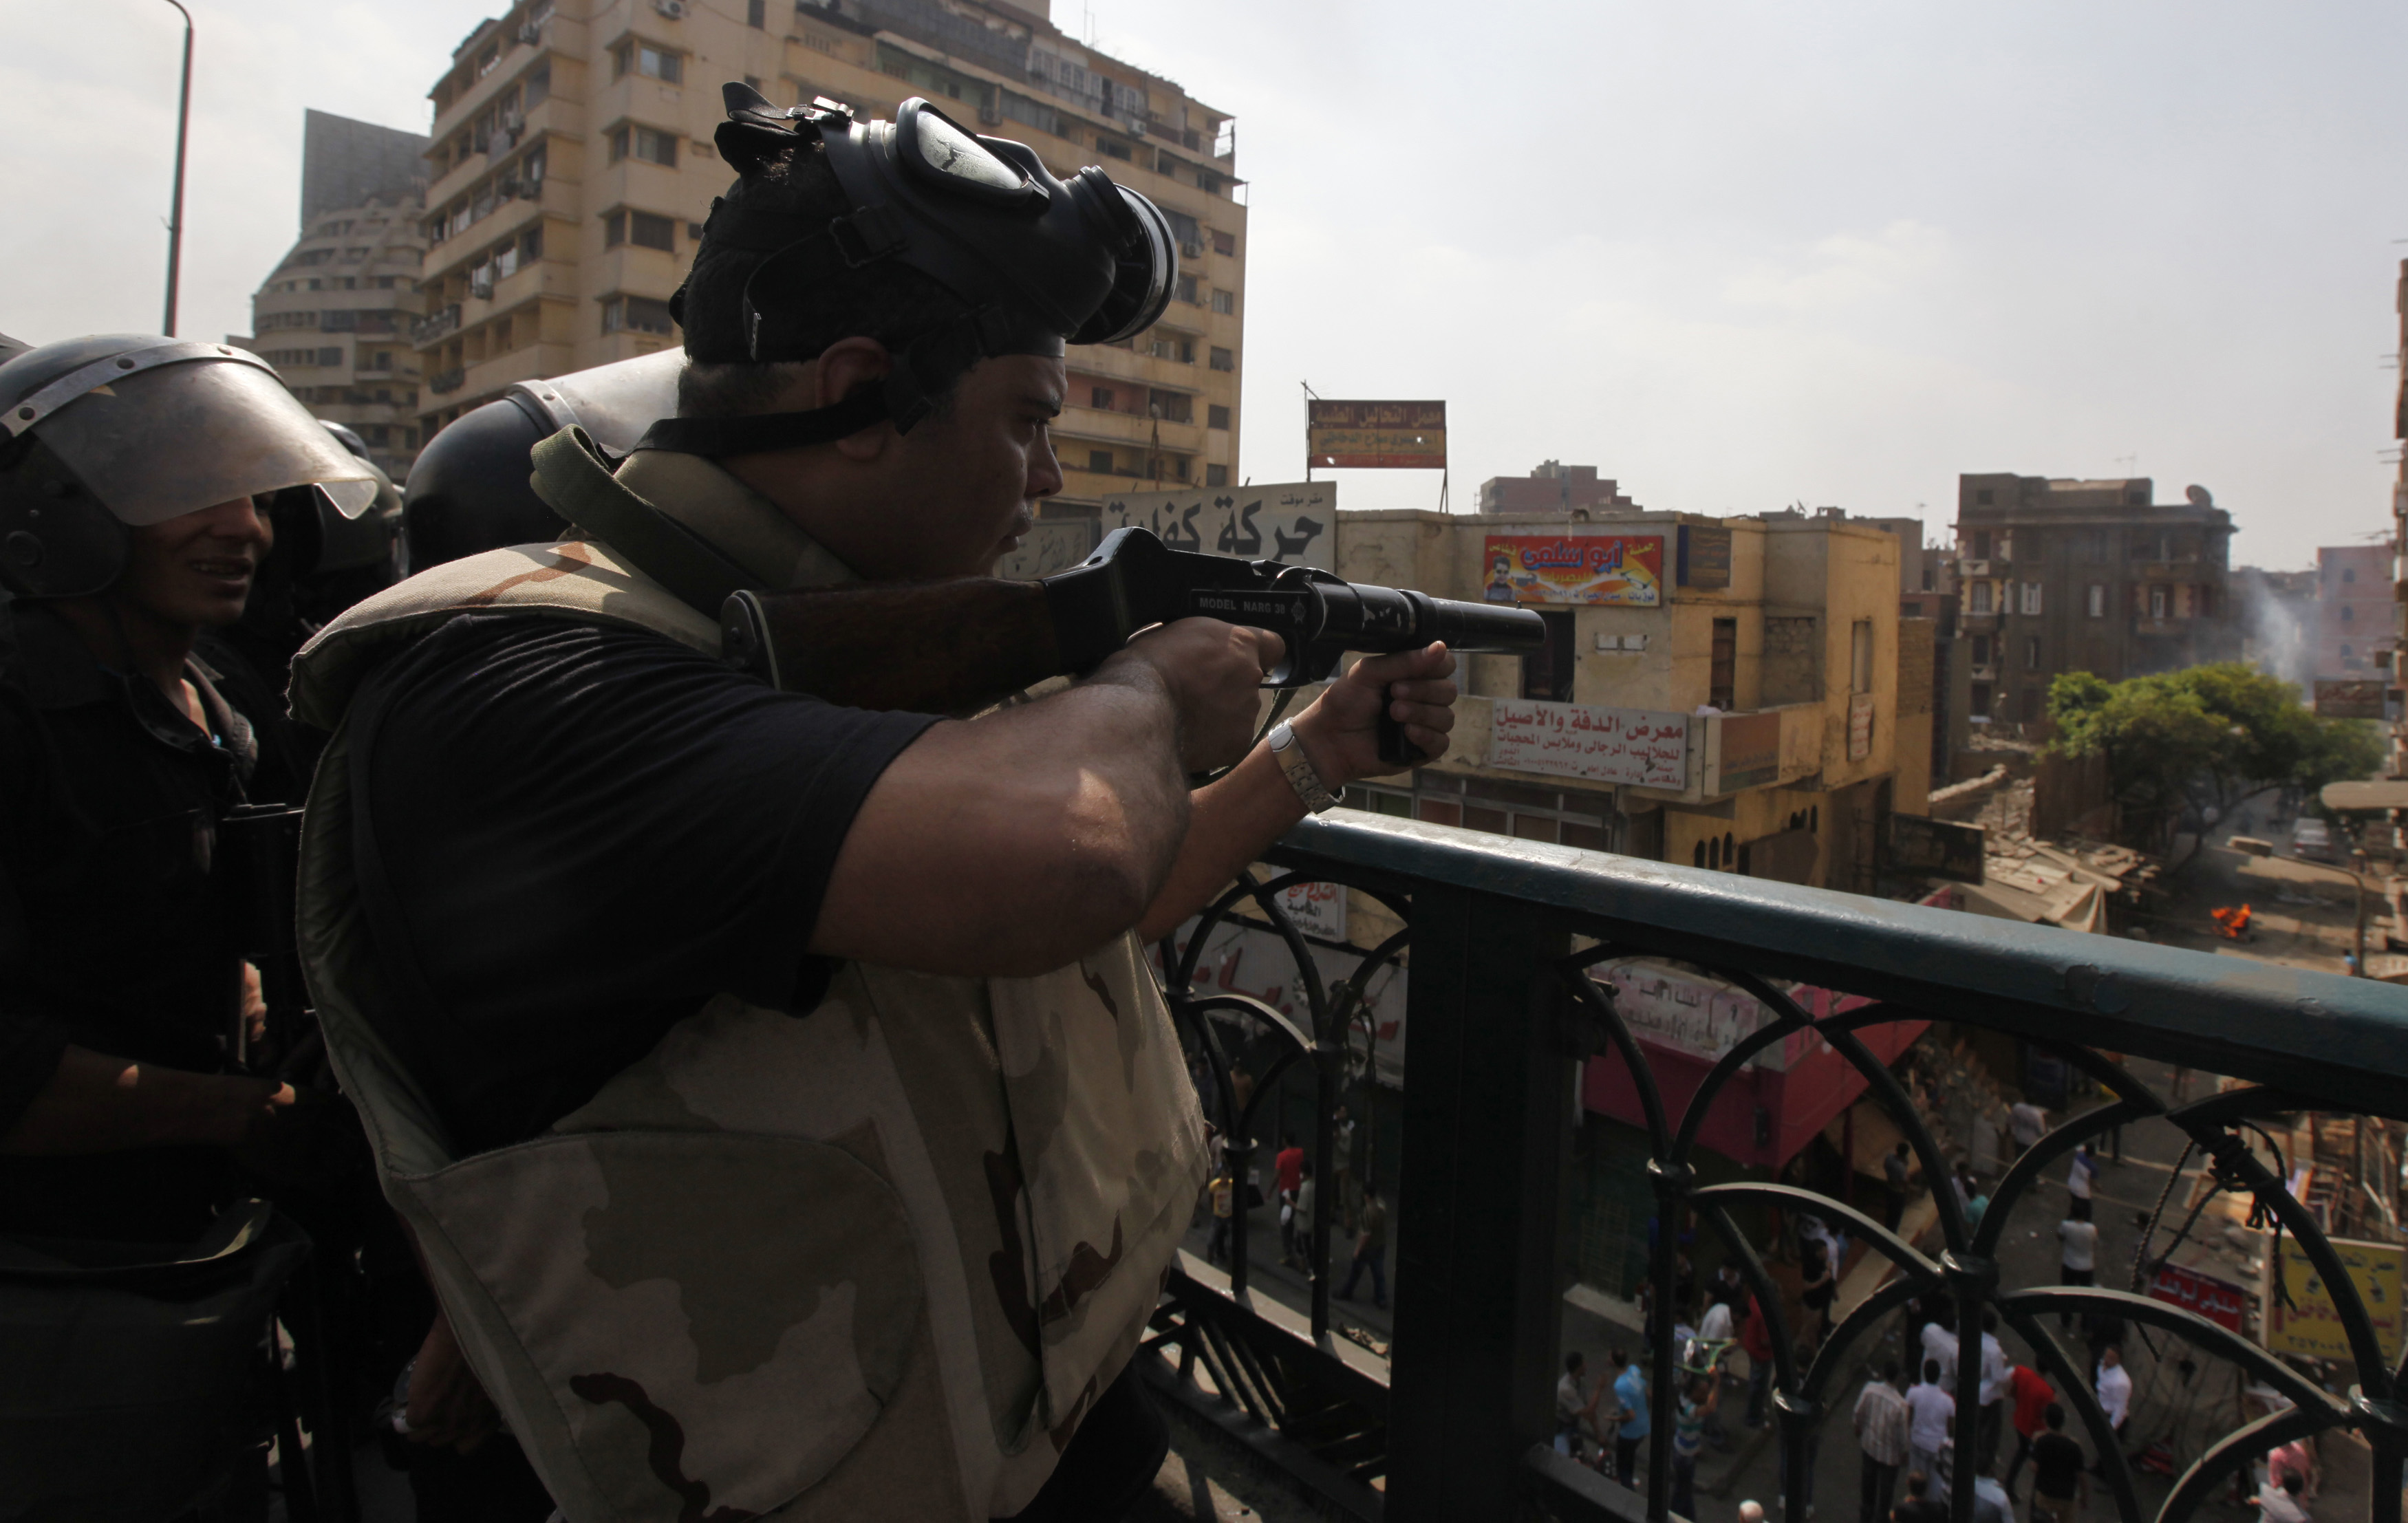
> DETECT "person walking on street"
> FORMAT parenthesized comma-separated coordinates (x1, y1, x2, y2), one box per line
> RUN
(1205, 1170, 1235, 1266)
(1968, 1465, 2012, 1523)
(1891, 1471, 1947, 1523)
(1975, 1310, 2010, 1471)
(1672, 1374, 1718, 1517)
(1905, 1359, 1954, 1489)
(1853, 1359, 1910, 1523)
(2002, 1363, 2056, 1500)
(1741, 1293, 1775, 1428)
(2028, 1405, 2089, 1523)
(2258, 1470, 2309, 1523)
(1291, 1161, 1316, 1275)
(1884, 1142, 1915, 1231)
(2067, 1143, 2098, 1205)
(2096, 1346, 2132, 1456)
(1274, 1133, 1304, 1266)
(2010, 1099, 2047, 1157)
(1610, 1348, 1650, 1488)
(2057, 1198, 2098, 1328)
(1557, 1351, 1606, 1467)
(1335, 1182, 1388, 1308)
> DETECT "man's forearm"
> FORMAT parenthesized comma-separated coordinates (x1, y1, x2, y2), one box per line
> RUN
(0, 1044, 266, 1155)
(1134, 737, 1308, 942)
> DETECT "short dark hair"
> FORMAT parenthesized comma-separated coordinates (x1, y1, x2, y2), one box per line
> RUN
(2283, 1474, 2303, 1495)
(1567, 1350, 1586, 1374)
(1982, 1310, 1998, 1332)
(2044, 1403, 2066, 1429)
(1611, 1348, 1631, 1368)
(1880, 1358, 1900, 1381)
(2070, 1197, 2094, 1222)
(678, 140, 970, 420)
(1924, 1359, 1941, 1383)
(1904, 1471, 1928, 1498)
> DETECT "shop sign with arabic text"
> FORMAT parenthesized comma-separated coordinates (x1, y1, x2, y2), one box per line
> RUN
(1481, 534, 1664, 607)
(1490, 700, 1688, 788)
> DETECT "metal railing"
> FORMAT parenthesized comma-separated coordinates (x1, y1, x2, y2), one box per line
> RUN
(426, 367, 465, 396)
(411, 305, 462, 347)
(1143, 810, 2408, 1523)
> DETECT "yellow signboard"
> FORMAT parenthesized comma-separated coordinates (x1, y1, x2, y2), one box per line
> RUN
(2264, 1233, 2403, 1363)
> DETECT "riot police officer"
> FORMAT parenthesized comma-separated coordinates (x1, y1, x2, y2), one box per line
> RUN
(293, 88, 1459, 1522)
(0, 334, 383, 1515)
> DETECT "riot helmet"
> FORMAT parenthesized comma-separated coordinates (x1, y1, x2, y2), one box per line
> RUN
(0, 336, 377, 599)
(643, 83, 1177, 456)
(400, 348, 683, 572)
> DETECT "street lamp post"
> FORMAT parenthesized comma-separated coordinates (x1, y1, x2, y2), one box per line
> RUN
(160, 0, 195, 336)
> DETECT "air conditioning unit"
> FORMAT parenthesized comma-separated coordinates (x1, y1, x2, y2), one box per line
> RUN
(1179, 239, 1204, 261)
(655, 0, 689, 17)
(978, 104, 1002, 126)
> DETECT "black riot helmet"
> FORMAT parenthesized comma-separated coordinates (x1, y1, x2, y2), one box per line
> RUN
(643, 83, 1176, 457)
(400, 349, 683, 572)
(0, 335, 377, 599)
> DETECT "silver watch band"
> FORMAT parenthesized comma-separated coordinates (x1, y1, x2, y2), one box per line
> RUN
(1268, 721, 1341, 813)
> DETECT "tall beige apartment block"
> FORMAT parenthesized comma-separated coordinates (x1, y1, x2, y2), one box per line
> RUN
(239, 111, 431, 481)
(415, 0, 1245, 506)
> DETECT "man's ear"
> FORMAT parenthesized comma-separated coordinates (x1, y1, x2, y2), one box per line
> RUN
(817, 336, 894, 461)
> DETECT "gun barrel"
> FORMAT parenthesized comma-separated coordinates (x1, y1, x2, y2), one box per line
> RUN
(1315, 582, 1549, 656)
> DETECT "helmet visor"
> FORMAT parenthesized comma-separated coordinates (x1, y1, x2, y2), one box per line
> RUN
(37, 356, 378, 526)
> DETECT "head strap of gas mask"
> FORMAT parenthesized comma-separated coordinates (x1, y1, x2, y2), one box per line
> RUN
(637, 84, 1172, 460)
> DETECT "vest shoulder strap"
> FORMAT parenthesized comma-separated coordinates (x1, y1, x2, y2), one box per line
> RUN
(528, 426, 762, 619)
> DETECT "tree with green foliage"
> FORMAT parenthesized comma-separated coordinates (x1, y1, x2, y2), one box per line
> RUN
(2045, 663, 2384, 861)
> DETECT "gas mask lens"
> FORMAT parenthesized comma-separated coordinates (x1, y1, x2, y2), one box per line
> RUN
(896, 100, 1035, 204)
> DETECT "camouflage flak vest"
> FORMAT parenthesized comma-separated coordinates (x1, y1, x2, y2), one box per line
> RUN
(289, 435, 1207, 1522)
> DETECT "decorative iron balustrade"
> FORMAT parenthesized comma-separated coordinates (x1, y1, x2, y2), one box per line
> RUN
(411, 305, 462, 347)
(1142, 810, 2408, 1523)
(425, 367, 466, 397)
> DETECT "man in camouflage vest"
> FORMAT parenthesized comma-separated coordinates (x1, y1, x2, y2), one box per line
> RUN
(291, 87, 1459, 1522)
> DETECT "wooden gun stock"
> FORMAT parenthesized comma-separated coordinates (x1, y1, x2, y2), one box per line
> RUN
(721, 579, 1067, 715)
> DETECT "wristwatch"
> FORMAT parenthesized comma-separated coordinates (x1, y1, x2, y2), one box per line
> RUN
(1268, 722, 1342, 813)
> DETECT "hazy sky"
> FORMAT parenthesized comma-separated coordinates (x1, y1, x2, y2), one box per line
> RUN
(6, 0, 2402, 568)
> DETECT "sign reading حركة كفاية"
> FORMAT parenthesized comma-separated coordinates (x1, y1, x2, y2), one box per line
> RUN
(1488, 700, 1688, 789)
(1481, 534, 1664, 607)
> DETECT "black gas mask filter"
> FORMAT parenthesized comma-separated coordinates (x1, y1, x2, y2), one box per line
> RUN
(638, 84, 1176, 458)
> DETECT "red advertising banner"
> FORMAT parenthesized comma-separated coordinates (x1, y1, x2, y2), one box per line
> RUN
(1481, 534, 1664, 606)
(2148, 1261, 2246, 1334)
(1307, 399, 1447, 469)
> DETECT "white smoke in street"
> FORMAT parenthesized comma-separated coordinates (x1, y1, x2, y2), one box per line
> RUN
(2234, 565, 2313, 687)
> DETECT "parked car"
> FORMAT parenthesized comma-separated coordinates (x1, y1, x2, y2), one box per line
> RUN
(2291, 817, 2341, 864)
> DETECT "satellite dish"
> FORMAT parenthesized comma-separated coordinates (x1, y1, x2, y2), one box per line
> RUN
(2185, 485, 2213, 507)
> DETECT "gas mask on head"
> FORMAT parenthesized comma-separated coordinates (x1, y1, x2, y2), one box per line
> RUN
(640, 83, 1177, 458)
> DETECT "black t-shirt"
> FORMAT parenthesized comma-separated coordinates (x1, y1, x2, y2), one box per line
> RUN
(352, 614, 938, 1154)
(0, 605, 305, 1240)
(2031, 1432, 2086, 1498)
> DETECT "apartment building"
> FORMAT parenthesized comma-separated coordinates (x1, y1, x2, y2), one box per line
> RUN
(413, 0, 1244, 505)
(2315, 543, 2395, 678)
(235, 111, 430, 480)
(1474, 461, 1640, 515)
(1951, 473, 2239, 728)
(1329, 506, 1914, 894)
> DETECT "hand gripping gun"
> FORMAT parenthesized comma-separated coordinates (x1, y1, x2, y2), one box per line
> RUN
(720, 526, 1549, 765)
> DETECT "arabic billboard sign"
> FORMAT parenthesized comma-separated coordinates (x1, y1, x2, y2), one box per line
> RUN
(1490, 700, 1688, 788)
(1273, 879, 1347, 942)
(2314, 680, 2387, 720)
(1706, 711, 1782, 795)
(1481, 534, 1664, 607)
(1677, 524, 1732, 589)
(1097, 484, 1336, 570)
(1307, 399, 1446, 469)
(2264, 1232, 2403, 1362)
(2149, 1262, 2247, 1335)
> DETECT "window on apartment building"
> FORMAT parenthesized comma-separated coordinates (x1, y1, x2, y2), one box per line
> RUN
(1970, 682, 1992, 720)
(1970, 530, 1992, 559)
(2342, 605, 2356, 623)
(2023, 636, 2041, 670)
(1206, 464, 1229, 487)
(1710, 618, 1737, 710)
(1148, 389, 1192, 424)
(2149, 585, 2169, 619)
(747, 0, 766, 25)
(609, 125, 679, 166)
(1211, 288, 1236, 316)
(1212, 230, 1236, 257)
(1968, 581, 1992, 614)
(2020, 582, 2042, 616)
(1970, 634, 1991, 666)
(1209, 346, 1234, 372)
(1175, 274, 1201, 305)
(2341, 644, 2355, 662)
(1850, 619, 1873, 694)
(1090, 385, 1115, 409)
(2087, 583, 2105, 618)
(2344, 566, 2358, 583)
(1975, 488, 1994, 506)
(630, 212, 675, 250)
(613, 39, 683, 83)
(316, 347, 341, 367)
(1521, 612, 1577, 703)
(603, 210, 624, 247)
(1087, 449, 1114, 474)
(601, 294, 676, 335)
(1207, 404, 1230, 430)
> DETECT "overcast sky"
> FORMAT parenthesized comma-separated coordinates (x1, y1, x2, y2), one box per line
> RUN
(5, 0, 2402, 568)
